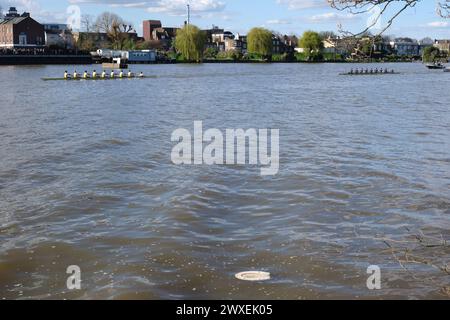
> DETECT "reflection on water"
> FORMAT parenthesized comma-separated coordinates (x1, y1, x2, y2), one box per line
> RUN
(0, 63, 449, 299)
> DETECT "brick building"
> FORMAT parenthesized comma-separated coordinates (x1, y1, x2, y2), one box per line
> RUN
(143, 20, 162, 41)
(0, 8, 44, 49)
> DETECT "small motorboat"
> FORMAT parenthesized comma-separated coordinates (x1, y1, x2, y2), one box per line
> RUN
(444, 68, 450, 73)
(425, 62, 446, 70)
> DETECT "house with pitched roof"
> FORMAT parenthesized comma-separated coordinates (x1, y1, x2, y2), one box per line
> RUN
(0, 7, 45, 49)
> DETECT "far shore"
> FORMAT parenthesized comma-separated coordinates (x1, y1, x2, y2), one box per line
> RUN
(0, 56, 425, 66)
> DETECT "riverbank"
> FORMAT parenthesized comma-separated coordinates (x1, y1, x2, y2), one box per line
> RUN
(0, 55, 423, 66)
(177, 59, 420, 64)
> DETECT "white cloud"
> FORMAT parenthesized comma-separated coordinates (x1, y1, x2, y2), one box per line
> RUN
(69, 0, 226, 17)
(266, 19, 291, 25)
(426, 21, 449, 28)
(0, 0, 67, 22)
(306, 12, 357, 23)
(276, 0, 329, 10)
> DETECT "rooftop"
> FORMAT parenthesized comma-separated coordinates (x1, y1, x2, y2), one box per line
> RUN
(0, 17, 28, 25)
(144, 20, 162, 24)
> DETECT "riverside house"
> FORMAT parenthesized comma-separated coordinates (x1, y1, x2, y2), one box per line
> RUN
(0, 8, 45, 49)
(43, 23, 75, 49)
(434, 39, 450, 53)
(142, 20, 178, 50)
(389, 38, 421, 56)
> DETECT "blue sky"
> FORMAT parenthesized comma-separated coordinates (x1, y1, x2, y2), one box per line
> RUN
(1, 0, 449, 39)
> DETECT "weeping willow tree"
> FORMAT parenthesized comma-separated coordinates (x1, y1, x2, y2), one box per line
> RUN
(299, 31, 324, 61)
(247, 27, 273, 59)
(174, 25, 206, 62)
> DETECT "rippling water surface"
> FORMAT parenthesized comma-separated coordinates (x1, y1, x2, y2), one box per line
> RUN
(0, 63, 449, 299)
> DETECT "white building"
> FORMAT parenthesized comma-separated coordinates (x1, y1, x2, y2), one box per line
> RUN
(211, 31, 234, 43)
(389, 38, 420, 56)
(44, 23, 74, 49)
(96, 49, 128, 59)
(96, 49, 156, 63)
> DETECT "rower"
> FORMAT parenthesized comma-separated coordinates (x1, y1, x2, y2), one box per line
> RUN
(119, 70, 124, 78)
(110, 70, 115, 78)
(138, 72, 144, 78)
(127, 70, 133, 78)
(73, 70, 78, 79)
(92, 70, 97, 78)
(83, 70, 89, 79)
(101, 70, 106, 79)
(64, 71, 70, 79)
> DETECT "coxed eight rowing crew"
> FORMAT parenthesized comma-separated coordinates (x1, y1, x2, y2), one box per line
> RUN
(64, 70, 145, 79)
(349, 68, 395, 75)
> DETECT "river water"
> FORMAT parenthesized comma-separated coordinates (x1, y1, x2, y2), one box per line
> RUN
(0, 63, 449, 299)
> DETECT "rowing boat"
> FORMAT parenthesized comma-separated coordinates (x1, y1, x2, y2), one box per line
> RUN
(41, 76, 156, 81)
(339, 72, 400, 76)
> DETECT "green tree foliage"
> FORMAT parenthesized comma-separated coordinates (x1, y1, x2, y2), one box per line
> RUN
(135, 40, 165, 50)
(422, 46, 447, 63)
(204, 47, 218, 59)
(216, 50, 243, 61)
(174, 25, 206, 62)
(272, 52, 295, 62)
(299, 31, 324, 61)
(247, 28, 273, 58)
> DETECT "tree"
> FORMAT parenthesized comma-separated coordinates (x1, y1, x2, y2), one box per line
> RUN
(204, 47, 218, 59)
(122, 38, 136, 50)
(81, 14, 95, 32)
(422, 46, 447, 63)
(247, 27, 273, 59)
(319, 31, 338, 39)
(299, 31, 324, 61)
(95, 12, 120, 34)
(174, 24, 206, 62)
(76, 34, 95, 52)
(95, 12, 135, 50)
(328, 0, 449, 35)
(216, 49, 243, 61)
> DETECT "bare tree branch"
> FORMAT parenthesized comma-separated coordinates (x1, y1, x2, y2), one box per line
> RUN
(328, 0, 449, 38)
